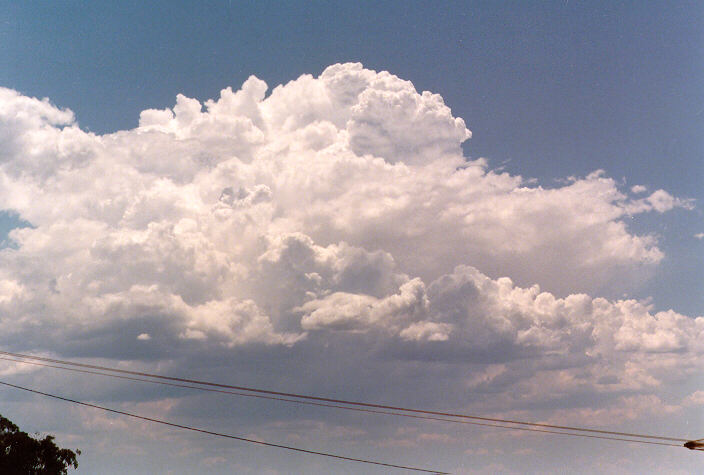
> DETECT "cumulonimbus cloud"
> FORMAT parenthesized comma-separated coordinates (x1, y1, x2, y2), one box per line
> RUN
(0, 65, 699, 417)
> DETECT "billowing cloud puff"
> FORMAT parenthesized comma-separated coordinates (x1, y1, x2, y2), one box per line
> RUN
(0, 65, 699, 428)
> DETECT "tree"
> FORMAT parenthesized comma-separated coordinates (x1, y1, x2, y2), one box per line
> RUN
(0, 413, 80, 474)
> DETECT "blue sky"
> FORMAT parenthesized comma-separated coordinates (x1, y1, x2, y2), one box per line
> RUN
(0, 1, 702, 473)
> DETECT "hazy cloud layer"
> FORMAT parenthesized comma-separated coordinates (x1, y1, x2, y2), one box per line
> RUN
(0, 64, 700, 467)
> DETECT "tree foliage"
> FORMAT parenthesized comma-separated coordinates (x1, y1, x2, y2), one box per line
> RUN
(0, 413, 79, 474)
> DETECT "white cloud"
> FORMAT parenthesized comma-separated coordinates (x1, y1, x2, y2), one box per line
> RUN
(0, 64, 699, 444)
(399, 321, 453, 342)
(683, 390, 704, 406)
(0, 64, 695, 347)
(297, 278, 427, 332)
(308, 262, 704, 379)
(626, 188, 694, 214)
(630, 184, 647, 194)
(1, 68, 688, 332)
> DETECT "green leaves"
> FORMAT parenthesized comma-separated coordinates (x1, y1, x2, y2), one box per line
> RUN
(0, 414, 79, 474)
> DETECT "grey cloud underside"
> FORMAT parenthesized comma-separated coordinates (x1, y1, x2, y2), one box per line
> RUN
(0, 64, 701, 427)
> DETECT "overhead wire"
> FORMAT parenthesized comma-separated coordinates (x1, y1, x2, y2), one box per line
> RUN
(0, 355, 683, 448)
(0, 350, 688, 445)
(0, 379, 447, 474)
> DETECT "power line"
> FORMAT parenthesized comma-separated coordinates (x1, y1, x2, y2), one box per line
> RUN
(0, 350, 687, 443)
(0, 356, 682, 448)
(0, 379, 447, 474)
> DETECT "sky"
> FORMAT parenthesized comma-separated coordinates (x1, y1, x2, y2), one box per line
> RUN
(0, 1, 702, 473)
